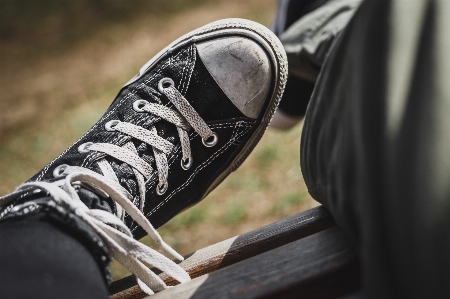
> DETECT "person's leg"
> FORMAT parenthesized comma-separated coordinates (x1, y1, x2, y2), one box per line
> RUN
(0, 213, 110, 299)
(301, 0, 450, 298)
(270, 0, 328, 130)
(270, 0, 362, 130)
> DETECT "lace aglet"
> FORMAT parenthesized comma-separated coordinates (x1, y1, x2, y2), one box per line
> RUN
(161, 241, 184, 261)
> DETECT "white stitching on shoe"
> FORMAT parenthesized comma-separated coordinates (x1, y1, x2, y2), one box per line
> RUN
(179, 45, 196, 95)
(146, 121, 252, 217)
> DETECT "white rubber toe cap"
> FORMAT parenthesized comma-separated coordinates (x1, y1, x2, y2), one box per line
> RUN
(196, 36, 272, 119)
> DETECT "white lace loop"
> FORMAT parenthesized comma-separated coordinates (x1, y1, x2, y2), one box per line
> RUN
(1, 172, 189, 295)
(89, 143, 153, 179)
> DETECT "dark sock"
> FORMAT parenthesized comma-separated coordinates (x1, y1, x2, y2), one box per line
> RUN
(272, 0, 330, 118)
(278, 74, 315, 118)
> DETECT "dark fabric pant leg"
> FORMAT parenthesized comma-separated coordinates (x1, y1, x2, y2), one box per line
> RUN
(0, 213, 109, 299)
(300, 0, 450, 298)
(271, 0, 329, 119)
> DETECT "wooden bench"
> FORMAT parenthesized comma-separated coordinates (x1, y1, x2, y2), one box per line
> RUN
(110, 206, 360, 299)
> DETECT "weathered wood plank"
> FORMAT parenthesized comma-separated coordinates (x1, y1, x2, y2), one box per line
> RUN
(110, 206, 335, 298)
(150, 227, 360, 299)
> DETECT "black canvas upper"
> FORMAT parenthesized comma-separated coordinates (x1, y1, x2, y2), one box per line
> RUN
(26, 42, 260, 238)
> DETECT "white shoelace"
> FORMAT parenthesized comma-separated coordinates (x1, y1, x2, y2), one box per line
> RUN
(0, 78, 219, 295)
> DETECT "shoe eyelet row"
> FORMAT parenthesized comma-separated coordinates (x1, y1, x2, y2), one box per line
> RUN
(53, 164, 69, 178)
(156, 181, 168, 195)
(202, 132, 218, 147)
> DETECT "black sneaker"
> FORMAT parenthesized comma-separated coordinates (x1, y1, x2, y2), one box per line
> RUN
(0, 18, 287, 294)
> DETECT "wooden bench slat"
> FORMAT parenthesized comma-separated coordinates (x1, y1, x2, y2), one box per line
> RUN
(150, 227, 360, 299)
(110, 206, 335, 298)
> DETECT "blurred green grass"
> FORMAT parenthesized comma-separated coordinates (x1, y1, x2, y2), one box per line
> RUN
(0, 0, 210, 44)
(0, 0, 318, 281)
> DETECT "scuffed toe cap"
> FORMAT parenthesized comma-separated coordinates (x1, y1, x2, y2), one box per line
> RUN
(196, 36, 272, 119)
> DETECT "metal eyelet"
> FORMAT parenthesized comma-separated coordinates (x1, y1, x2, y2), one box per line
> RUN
(133, 100, 149, 112)
(202, 132, 218, 147)
(156, 182, 168, 195)
(53, 164, 69, 178)
(105, 120, 120, 131)
(78, 142, 94, 153)
(158, 77, 175, 93)
(181, 156, 193, 170)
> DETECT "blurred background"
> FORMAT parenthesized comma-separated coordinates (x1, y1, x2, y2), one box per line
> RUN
(0, 0, 317, 280)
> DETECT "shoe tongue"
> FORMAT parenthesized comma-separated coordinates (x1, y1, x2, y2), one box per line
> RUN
(77, 186, 115, 214)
